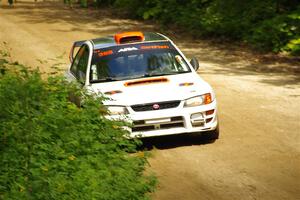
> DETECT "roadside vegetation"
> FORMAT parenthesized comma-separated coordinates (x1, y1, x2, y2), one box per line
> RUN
(0, 53, 156, 199)
(67, 0, 300, 55)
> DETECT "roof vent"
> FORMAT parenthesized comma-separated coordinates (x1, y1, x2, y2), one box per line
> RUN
(114, 32, 144, 44)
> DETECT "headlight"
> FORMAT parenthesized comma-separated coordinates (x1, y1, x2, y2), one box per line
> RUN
(184, 93, 213, 107)
(107, 106, 128, 115)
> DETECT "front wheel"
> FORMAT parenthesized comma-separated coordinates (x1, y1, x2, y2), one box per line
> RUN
(202, 124, 219, 141)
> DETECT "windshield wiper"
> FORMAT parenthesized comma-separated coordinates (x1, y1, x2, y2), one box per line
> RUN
(90, 77, 120, 83)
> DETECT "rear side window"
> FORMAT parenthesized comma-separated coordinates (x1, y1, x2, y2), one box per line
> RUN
(70, 45, 90, 83)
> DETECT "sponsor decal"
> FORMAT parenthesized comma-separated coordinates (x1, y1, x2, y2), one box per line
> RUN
(179, 82, 194, 86)
(141, 45, 170, 50)
(118, 47, 138, 52)
(95, 49, 113, 57)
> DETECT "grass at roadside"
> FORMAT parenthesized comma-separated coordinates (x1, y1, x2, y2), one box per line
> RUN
(0, 54, 156, 200)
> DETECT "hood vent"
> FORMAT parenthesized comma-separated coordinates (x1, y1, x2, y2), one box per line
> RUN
(124, 77, 169, 87)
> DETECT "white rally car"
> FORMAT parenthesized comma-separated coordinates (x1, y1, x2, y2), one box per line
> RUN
(66, 32, 219, 139)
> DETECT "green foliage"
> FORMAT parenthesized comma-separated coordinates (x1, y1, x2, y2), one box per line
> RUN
(80, 0, 88, 8)
(90, 0, 300, 55)
(0, 59, 156, 199)
(284, 37, 300, 55)
(248, 5, 300, 53)
(94, 0, 116, 7)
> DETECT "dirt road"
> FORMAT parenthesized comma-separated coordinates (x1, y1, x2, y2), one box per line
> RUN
(1, 1, 300, 199)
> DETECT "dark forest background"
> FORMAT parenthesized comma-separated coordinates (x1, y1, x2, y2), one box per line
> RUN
(71, 0, 300, 55)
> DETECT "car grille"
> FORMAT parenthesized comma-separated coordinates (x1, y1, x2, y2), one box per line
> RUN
(131, 100, 180, 112)
(132, 116, 184, 132)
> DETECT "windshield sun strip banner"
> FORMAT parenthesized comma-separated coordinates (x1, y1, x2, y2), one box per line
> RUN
(93, 42, 174, 58)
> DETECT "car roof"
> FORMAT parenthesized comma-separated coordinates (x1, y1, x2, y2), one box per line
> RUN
(90, 32, 169, 49)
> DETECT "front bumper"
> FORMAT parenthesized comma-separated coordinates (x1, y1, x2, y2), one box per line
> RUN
(112, 100, 218, 138)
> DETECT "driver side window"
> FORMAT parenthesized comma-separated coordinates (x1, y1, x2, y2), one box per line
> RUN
(70, 45, 90, 84)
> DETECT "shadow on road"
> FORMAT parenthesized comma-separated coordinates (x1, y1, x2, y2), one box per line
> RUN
(179, 41, 300, 87)
(140, 134, 216, 150)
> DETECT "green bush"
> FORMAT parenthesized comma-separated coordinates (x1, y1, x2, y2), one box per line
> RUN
(98, 0, 300, 55)
(284, 37, 300, 55)
(94, 0, 116, 7)
(248, 6, 300, 53)
(80, 0, 88, 8)
(64, 0, 300, 54)
(0, 60, 156, 199)
(63, 0, 300, 54)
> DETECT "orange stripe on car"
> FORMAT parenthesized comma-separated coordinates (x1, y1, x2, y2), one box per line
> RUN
(124, 77, 169, 87)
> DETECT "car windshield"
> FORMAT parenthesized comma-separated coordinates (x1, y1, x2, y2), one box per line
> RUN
(90, 42, 191, 83)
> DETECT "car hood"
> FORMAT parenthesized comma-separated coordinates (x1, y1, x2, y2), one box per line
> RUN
(89, 73, 212, 106)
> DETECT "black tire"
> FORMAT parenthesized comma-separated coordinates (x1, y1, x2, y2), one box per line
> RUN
(202, 124, 219, 141)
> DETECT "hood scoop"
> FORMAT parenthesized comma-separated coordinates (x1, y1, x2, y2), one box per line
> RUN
(124, 77, 169, 87)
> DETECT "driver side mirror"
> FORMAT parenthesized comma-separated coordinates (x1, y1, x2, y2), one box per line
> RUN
(190, 57, 200, 71)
